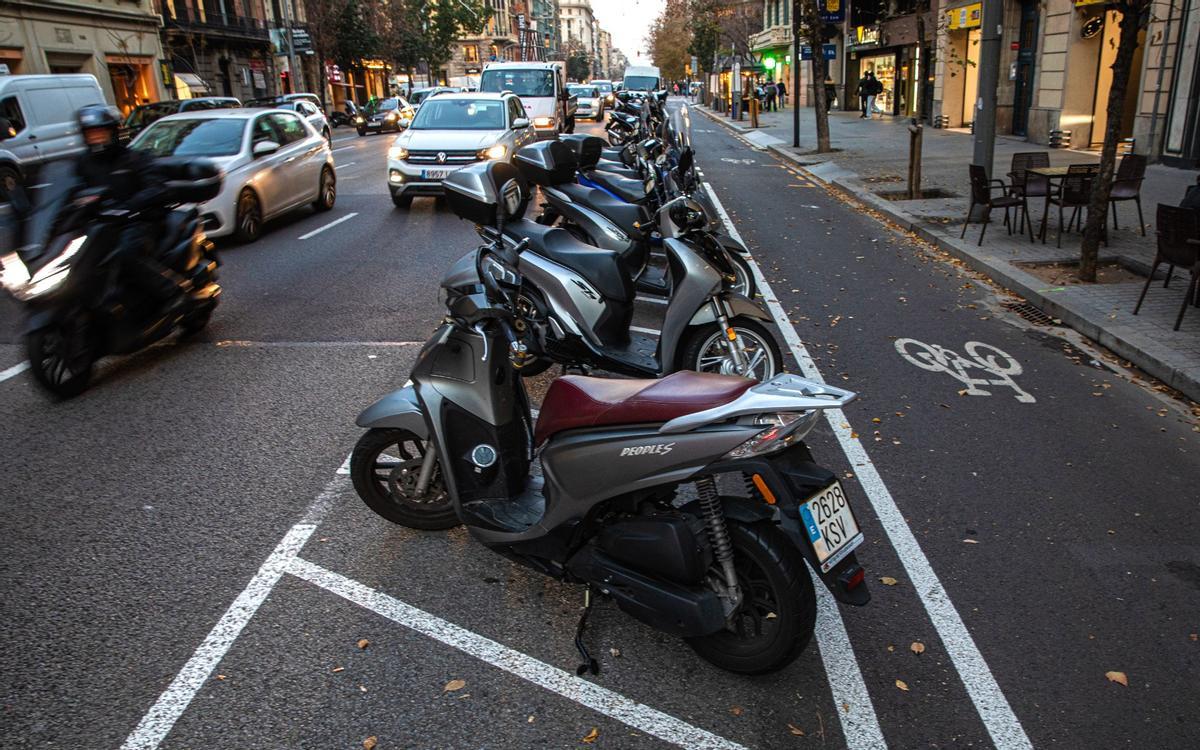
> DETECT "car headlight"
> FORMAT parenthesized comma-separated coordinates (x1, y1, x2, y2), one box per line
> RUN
(355, 116, 364, 123)
(385, 111, 398, 121)
(479, 144, 507, 160)
(533, 116, 554, 128)
(388, 144, 408, 160)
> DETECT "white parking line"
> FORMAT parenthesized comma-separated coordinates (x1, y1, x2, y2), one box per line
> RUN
(298, 212, 358, 240)
(0, 361, 30, 384)
(288, 558, 748, 750)
(630, 325, 661, 336)
(703, 178, 1033, 750)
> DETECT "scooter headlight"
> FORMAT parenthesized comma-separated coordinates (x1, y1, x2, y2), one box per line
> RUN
(1, 235, 86, 301)
(724, 412, 819, 459)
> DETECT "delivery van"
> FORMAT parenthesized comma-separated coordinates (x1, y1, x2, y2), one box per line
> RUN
(622, 65, 662, 93)
(480, 61, 577, 139)
(0, 74, 107, 190)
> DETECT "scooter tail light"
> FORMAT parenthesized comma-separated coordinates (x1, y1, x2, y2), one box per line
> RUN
(723, 412, 818, 459)
(840, 565, 866, 591)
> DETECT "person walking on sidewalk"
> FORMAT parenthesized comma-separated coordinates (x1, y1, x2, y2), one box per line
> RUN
(765, 79, 777, 112)
(855, 73, 871, 118)
(776, 79, 787, 108)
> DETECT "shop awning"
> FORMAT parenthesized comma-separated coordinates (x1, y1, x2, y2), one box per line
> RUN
(175, 73, 210, 94)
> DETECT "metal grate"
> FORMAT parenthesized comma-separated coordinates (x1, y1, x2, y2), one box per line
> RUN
(1002, 301, 1061, 327)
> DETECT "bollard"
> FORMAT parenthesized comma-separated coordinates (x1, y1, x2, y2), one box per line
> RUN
(907, 120, 924, 199)
(749, 96, 760, 128)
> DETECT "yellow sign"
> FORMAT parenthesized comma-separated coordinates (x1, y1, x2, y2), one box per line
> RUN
(824, 0, 841, 11)
(946, 3, 982, 30)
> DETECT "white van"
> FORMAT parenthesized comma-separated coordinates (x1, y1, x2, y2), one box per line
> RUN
(479, 61, 577, 139)
(622, 65, 662, 93)
(0, 74, 107, 189)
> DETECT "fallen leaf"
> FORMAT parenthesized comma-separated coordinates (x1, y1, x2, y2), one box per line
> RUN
(896, 679, 909, 691)
(609, 647, 621, 657)
(957, 389, 969, 396)
(528, 715, 536, 723)
(357, 639, 370, 650)
(215, 674, 226, 681)
(332, 666, 345, 673)
(963, 539, 979, 544)
(730, 706, 743, 716)
(1190, 633, 1198, 642)
(443, 679, 466, 693)
(788, 723, 805, 736)
(363, 737, 377, 750)
(850, 431, 859, 439)
(1105, 671, 1128, 686)
(886, 644, 895, 652)
(582, 727, 600, 744)
(871, 417, 881, 423)
(879, 576, 898, 586)
(911, 642, 925, 655)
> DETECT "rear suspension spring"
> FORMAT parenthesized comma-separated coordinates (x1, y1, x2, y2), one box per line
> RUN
(696, 476, 741, 608)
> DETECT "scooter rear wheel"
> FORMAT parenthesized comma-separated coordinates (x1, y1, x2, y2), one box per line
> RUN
(685, 520, 816, 674)
(351, 428, 459, 529)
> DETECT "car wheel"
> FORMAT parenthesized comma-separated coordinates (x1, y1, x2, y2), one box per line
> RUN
(234, 189, 263, 243)
(357, 128, 366, 137)
(391, 191, 412, 209)
(313, 167, 336, 211)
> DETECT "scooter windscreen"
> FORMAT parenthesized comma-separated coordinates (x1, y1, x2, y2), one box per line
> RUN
(0, 160, 82, 287)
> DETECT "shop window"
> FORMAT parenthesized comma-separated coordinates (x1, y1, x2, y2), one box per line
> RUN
(465, 45, 479, 63)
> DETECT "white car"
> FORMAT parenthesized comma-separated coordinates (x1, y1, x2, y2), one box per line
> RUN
(386, 92, 536, 208)
(272, 100, 331, 141)
(130, 109, 336, 242)
(567, 83, 604, 120)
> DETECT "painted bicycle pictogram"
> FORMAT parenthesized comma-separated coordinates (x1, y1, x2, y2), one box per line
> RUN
(894, 338, 1036, 403)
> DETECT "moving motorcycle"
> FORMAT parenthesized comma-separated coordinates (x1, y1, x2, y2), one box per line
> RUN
(0, 160, 222, 397)
(442, 159, 782, 381)
(350, 170, 871, 673)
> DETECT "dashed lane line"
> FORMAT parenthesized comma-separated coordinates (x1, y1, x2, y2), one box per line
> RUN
(702, 172, 1034, 750)
(298, 212, 359, 240)
(0, 360, 30, 384)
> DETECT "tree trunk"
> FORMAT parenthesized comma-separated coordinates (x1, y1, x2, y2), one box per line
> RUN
(914, 11, 926, 122)
(804, 1, 831, 152)
(1080, 7, 1143, 282)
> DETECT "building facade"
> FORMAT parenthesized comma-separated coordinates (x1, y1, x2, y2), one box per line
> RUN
(749, 0, 796, 100)
(597, 28, 611, 79)
(265, 0, 318, 97)
(158, 0, 276, 103)
(0, 0, 169, 115)
(558, 0, 596, 75)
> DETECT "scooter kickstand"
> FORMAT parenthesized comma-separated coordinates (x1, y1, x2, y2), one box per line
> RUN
(574, 586, 601, 676)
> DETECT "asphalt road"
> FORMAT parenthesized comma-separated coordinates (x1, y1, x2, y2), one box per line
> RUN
(1, 109, 1197, 750)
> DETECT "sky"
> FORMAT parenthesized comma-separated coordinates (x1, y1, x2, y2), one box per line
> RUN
(589, 0, 665, 66)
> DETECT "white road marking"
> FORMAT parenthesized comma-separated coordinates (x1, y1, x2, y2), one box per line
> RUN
(895, 339, 1035, 403)
(635, 294, 669, 305)
(0, 360, 30, 383)
(119, 473, 346, 750)
(337, 162, 356, 169)
(213, 340, 421, 349)
(331, 145, 357, 153)
(630, 325, 661, 336)
(289, 558, 748, 750)
(298, 212, 358, 240)
(704, 179, 1034, 750)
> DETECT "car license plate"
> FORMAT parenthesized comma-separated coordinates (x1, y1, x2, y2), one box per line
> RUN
(799, 482, 863, 572)
(422, 169, 452, 180)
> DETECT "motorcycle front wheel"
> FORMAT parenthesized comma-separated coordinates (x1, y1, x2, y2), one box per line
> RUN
(685, 520, 816, 674)
(678, 317, 782, 381)
(350, 428, 459, 530)
(26, 313, 95, 399)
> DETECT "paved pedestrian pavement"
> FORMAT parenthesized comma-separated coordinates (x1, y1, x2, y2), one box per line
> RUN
(692, 101, 1200, 402)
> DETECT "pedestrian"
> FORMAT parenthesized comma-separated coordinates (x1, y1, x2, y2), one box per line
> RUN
(855, 73, 870, 118)
(869, 73, 884, 118)
(823, 76, 836, 110)
(775, 79, 786, 108)
(765, 79, 777, 112)
(673, 82, 680, 95)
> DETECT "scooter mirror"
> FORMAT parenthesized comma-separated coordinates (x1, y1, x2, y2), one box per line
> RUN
(677, 148, 694, 175)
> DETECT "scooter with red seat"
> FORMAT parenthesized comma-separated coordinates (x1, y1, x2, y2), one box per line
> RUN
(349, 222, 871, 675)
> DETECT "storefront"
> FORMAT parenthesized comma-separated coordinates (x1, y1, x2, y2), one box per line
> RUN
(1162, 0, 1200, 167)
(848, 12, 932, 119)
(105, 54, 159, 114)
(940, 2, 982, 128)
(1059, 2, 1146, 149)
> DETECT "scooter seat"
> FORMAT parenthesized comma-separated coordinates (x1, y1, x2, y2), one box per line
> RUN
(503, 220, 634, 304)
(586, 170, 648, 204)
(556, 183, 647, 238)
(593, 160, 640, 178)
(534, 371, 755, 445)
(600, 147, 627, 163)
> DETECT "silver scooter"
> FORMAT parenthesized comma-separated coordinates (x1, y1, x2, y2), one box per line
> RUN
(350, 172, 872, 673)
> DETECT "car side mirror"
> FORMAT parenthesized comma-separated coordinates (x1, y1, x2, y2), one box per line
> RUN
(512, 117, 530, 129)
(253, 140, 280, 157)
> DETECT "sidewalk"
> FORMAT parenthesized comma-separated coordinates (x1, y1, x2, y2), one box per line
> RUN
(693, 101, 1200, 402)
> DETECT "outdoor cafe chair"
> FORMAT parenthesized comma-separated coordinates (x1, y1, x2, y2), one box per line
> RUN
(1134, 204, 1200, 331)
(1045, 163, 1100, 248)
(1008, 151, 1050, 234)
(1109, 153, 1147, 236)
(962, 164, 1032, 246)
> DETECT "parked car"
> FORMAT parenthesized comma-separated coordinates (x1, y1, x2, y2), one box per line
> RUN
(408, 87, 458, 111)
(386, 92, 535, 208)
(0, 74, 106, 192)
(567, 83, 604, 121)
(130, 109, 336, 242)
(269, 99, 330, 141)
(120, 97, 241, 142)
(356, 96, 415, 136)
(591, 79, 615, 107)
(245, 93, 323, 109)
(479, 61, 576, 139)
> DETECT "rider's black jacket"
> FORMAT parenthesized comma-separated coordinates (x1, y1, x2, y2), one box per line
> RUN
(74, 144, 169, 216)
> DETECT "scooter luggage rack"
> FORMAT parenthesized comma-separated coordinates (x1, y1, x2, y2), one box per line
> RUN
(657, 373, 856, 434)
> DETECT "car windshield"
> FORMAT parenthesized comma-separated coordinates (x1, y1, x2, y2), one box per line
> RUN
(568, 85, 599, 98)
(123, 103, 178, 130)
(409, 90, 438, 105)
(480, 69, 555, 97)
(409, 99, 506, 130)
(624, 76, 659, 92)
(594, 82, 613, 93)
(131, 118, 246, 157)
(368, 98, 401, 113)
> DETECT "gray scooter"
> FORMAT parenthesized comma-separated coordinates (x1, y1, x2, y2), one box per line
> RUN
(350, 172, 872, 673)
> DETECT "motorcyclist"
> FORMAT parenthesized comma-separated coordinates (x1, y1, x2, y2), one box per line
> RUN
(73, 104, 187, 313)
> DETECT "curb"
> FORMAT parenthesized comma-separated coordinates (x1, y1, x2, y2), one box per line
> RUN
(694, 105, 1200, 402)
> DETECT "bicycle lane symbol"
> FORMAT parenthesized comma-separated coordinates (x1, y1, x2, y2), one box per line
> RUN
(894, 339, 1037, 403)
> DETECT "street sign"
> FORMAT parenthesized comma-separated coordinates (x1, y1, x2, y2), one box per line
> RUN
(800, 44, 837, 61)
(819, 0, 844, 24)
(292, 28, 312, 52)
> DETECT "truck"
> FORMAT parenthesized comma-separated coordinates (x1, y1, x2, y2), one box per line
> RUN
(479, 61, 577, 140)
(622, 65, 662, 93)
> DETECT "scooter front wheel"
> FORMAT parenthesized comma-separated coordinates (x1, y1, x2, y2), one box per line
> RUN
(678, 317, 782, 381)
(685, 520, 816, 674)
(26, 313, 94, 399)
(350, 428, 459, 530)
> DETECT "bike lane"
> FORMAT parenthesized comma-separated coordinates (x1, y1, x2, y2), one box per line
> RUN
(689, 117, 1200, 748)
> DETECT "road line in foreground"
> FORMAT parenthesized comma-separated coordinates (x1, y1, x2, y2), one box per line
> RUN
(288, 558, 748, 750)
(298, 212, 358, 240)
(119, 476, 347, 750)
(0, 361, 30, 384)
(703, 174, 1033, 750)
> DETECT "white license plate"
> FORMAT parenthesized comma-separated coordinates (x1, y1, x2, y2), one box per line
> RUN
(421, 169, 452, 180)
(800, 481, 863, 572)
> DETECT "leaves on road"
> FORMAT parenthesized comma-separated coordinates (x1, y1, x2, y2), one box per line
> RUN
(1106, 671, 1128, 687)
(911, 642, 926, 655)
(582, 727, 600, 743)
(357, 638, 370, 650)
(332, 666, 345, 673)
(895, 679, 909, 691)
(730, 706, 744, 716)
(963, 539, 979, 544)
(363, 737, 377, 750)
(879, 576, 898, 586)
(443, 679, 467, 693)
(788, 723, 805, 736)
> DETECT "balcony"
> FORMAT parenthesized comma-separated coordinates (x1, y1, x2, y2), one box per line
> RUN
(750, 25, 792, 52)
(160, 0, 270, 42)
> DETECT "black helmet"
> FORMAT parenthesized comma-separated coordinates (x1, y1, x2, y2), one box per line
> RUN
(77, 104, 122, 153)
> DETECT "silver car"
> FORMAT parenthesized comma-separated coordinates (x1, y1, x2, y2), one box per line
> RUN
(567, 83, 604, 121)
(131, 109, 336, 242)
(386, 92, 536, 208)
(273, 100, 331, 141)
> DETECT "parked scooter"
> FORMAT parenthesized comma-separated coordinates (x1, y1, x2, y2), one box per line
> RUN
(0, 160, 222, 397)
(441, 160, 782, 381)
(349, 180, 871, 674)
